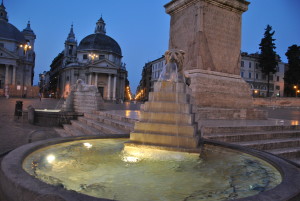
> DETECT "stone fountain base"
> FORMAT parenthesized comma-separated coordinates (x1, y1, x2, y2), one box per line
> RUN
(129, 81, 199, 149)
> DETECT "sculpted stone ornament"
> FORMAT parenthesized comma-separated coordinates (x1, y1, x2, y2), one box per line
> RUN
(73, 79, 98, 92)
(163, 49, 191, 85)
(164, 49, 185, 74)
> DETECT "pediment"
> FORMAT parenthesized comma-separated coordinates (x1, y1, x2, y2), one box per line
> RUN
(0, 47, 19, 60)
(88, 59, 118, 68)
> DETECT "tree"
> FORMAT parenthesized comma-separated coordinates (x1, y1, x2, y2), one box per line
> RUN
(284, 45, 300, 96)
(259, 25, 278, 97)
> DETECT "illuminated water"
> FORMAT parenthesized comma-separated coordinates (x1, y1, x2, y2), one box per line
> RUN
(23, 139, 282, 201)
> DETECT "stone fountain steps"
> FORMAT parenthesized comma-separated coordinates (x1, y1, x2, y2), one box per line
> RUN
(142, 102, 192, 114)
(69, 120, 103, 135)
(140, 111, 194, 124)
(134, 122, 196, 137)
(205, 130, 300, 142)
(91, 111, 137, 125)
(202, 125, 300, 164)
(130, 132, 199, 149)
(148, 92, 190, 103)
(236, 137, 300, 150)
(58, 111, 135, 137)
(202, 125, 300, 134)
(83, 113, 134, 133)
(78, 117, 128, 135)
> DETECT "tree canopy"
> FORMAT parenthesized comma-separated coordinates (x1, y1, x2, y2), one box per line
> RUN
(259, 25, 278, 97)
(284, 45, 300, 85)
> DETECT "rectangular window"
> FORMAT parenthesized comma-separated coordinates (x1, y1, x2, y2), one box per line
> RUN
(249, 72, 252, 78)
(277, 76, 279, 81)
(256, 63, 259, 69)
(241, 72, 244, 77)
(249, 62, 252, 68)
(256, 73, 259, 79)
(262, 74, 266, 80)
(83, 54, 88, 60)
(276, 85, 280, 90)
(99, 55, 105, 59)
(241, 61, 244, 67)
(270, 75, 273, 81)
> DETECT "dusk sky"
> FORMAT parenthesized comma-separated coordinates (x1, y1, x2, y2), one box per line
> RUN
(5, 0, 300, 93)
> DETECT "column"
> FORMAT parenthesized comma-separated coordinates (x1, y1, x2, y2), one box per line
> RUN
(95, 73, 98, 87)
(12, 65, 16, 85)
(5, 65, 9, 85)
(88, 74, 92, 85)
(113, 75, 117, 101)
(107, 74, 111, 100)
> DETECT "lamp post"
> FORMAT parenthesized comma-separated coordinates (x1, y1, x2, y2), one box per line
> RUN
(20, 43, 32, 98)
(294, 85, 298, 97)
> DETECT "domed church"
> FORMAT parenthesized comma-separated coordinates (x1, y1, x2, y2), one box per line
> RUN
(0, 1, 36, 97)
(54, 16, 127, 101)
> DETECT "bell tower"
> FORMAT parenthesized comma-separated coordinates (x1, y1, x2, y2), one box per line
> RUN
(64, 24, 77, 65)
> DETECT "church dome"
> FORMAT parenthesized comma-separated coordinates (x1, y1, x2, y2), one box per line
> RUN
(77, 33, 122, 56)
(0, 20, 26, 43)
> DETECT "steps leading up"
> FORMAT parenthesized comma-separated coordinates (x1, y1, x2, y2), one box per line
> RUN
(202, 123, 300, 165)
(58, 110, 136, 137)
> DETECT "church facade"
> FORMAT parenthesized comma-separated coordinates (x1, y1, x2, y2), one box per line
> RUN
(0, 1, 36, 97)
(48, 17, 127, 101)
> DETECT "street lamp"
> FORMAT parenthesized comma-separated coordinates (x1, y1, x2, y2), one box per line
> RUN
(20, 43, 32, 98)
(20, 43, 32, 55)
(294, 85, 298, 97)
(88, 53, 98, 62)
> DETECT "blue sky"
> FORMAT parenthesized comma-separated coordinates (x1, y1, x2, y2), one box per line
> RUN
(5, 0, 300, 93)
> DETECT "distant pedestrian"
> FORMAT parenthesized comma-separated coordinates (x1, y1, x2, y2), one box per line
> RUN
(38, 92, 42, 101)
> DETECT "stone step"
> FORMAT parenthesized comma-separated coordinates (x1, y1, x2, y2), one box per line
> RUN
(130, 132, 199, 149)
(142, 102, 191, 114)
(134, 122, 196, 137)
(140, 111, 194, 124)
(63, 124, 84, 136)
(202, 125, 300, 135)
(70, 120, 101, 135)
(93, 111, 138, 124)
(148, 92, 190, 103)
(54, 128, 71, 137)
(195, 108, 267, 120)
(268, 147, 300, 159)
(204, 130, 300, 142)
(84, 113, 134, 132)
(153, 81, 188, 93)
(78, 117, 127, 135)
(236, 137, 300, 150)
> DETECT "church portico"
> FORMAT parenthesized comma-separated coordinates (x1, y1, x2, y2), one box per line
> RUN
(51, 17, 127, 101)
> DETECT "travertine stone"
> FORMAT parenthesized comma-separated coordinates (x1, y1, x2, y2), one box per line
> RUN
(149, 92, 189, 103)
(140, 112, 194, 124)
(164, 0, 258, 111)
(165, 0, 249, 74)
(187, 69, 253, 108)
(129, 81, 199, 149)
(134, 122, 196, 137)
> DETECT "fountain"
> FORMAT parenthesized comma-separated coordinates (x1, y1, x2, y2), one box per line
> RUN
(1, 0, 300, 200)
(1, 50, 300, 201)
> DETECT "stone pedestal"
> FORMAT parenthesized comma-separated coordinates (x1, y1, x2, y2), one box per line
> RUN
(164, 0, 255, 110)
(62, 79, 103, 113)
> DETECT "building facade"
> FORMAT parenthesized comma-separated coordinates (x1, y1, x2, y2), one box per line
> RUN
(46, 17, 127, 101)
(240, 52, 285, 97)
(137, 53, 286, 98)
(0, 2, 36, 97)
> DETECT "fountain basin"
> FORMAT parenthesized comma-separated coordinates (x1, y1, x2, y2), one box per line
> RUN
(1, 135, 300, 201)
